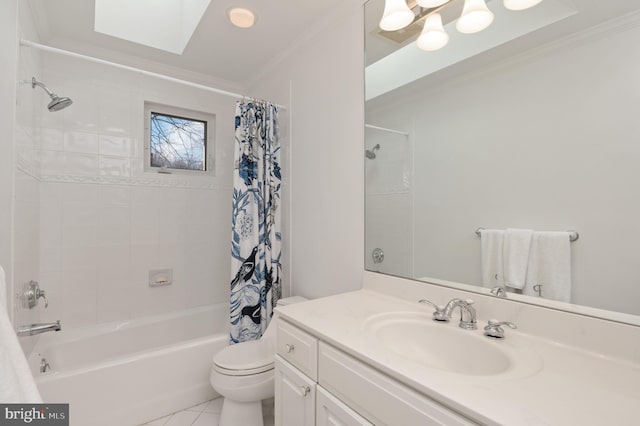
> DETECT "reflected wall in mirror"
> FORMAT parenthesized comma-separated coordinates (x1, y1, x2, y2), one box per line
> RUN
(365, 0, 640, 320)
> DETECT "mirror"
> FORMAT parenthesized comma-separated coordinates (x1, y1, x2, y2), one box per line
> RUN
(364, 0, 640, 322)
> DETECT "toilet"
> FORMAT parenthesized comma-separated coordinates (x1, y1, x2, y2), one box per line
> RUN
(210, 296, 307, 426)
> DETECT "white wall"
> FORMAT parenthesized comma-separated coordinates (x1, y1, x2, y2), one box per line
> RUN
(247, 3, 365, 299)
(0, 0, 18, 316)
(22, 52, 238, 329)
(367, 20, 640, 315)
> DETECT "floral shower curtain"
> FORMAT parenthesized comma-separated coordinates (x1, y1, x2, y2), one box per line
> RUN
(230, 100, 282, 343)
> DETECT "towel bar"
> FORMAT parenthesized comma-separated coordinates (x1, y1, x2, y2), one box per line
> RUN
(475, 228, 579, 242)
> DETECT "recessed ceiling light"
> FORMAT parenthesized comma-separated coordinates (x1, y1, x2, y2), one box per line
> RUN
(228, 7, 256, 29)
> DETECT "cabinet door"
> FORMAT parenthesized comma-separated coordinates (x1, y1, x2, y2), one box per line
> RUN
(316, 387, 373, 426)
(275, 356, 316, 426)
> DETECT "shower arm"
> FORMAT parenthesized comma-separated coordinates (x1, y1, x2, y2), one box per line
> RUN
(31, 77, 56, 98)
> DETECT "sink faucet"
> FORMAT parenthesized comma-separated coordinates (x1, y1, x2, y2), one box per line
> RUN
(419, 298, 477, 330)
(16, 320, 61, 337)
(484, 319, 517, 339)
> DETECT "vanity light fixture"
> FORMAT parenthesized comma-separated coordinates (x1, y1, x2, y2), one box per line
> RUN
(417, 0, 449, 6)
(228, 7, 256, 29)
(456, 0, 494, 34)
(379, 0, 416, 31)
(417, 13, 449, 51)
(379, 0, 544, 52)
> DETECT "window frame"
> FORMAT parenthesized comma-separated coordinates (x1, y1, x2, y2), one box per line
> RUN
(144, 102, 215, 176)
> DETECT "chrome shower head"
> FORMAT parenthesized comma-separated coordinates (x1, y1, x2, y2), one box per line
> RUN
(47, 96, 73, 112)
(31, 77, 73, 112)
(365, 144, 380, 159)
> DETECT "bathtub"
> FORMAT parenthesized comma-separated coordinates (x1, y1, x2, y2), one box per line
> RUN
(28, 304, 229, 426)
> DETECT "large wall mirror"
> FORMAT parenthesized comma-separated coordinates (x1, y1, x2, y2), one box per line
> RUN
(364, 0, 640, 323)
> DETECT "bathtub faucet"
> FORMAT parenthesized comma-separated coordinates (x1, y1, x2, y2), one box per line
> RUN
(16, 320, 61, 337)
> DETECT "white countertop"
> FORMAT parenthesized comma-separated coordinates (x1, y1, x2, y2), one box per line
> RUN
(277, 289, 640, 425)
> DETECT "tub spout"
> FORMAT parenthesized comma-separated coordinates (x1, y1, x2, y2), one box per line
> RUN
(17, 320, 61, 337)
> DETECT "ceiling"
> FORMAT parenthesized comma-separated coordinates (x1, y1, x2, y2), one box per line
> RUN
(25, 0, 348, 86)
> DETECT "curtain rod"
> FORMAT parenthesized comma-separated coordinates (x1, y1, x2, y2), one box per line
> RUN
(365, 124, 409, 136)
(19, 39, 287, 110)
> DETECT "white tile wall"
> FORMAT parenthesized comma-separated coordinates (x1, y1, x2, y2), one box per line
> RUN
(22, 52, 239, 330)
(364, 124, 413, 278)
(365, 192, 411, 277)
(13, 3, 43, 355)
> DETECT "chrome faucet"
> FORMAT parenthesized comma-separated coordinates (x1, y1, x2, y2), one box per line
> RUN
(443, 299, 477, 330)
(419, 298, 477, 330)
(17, 320, 61, 337)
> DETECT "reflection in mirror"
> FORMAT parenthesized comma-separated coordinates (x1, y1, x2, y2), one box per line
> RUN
(365, 0, 640, 321)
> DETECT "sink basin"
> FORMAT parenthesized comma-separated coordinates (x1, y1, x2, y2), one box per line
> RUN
(364, 312, 512, 376)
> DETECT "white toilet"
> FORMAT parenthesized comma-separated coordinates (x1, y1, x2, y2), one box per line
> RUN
(210, 296, 307, 426)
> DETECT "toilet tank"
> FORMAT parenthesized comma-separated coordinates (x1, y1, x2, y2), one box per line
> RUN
(277, 296, 308, 307)
(261, 296, 308, 341)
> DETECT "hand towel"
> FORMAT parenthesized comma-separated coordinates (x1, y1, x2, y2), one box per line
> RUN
(0, 265, 42, 402)
(503, 228, 533, 290)
(480, 229, 504, 288)
(524, 232, 572, 302)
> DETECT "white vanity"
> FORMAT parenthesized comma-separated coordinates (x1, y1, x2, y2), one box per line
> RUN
(274, 272, 640, 425)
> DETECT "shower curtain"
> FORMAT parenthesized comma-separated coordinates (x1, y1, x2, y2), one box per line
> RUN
(230, 100, 282, 343)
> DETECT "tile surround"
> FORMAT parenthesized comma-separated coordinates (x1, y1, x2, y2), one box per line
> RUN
(13, 51, 238, 332)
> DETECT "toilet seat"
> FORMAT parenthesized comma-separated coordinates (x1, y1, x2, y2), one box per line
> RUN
(214, 339, 275, 376)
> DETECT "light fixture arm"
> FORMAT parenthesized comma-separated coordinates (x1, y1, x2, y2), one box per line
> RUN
(414, 0, 454, 13)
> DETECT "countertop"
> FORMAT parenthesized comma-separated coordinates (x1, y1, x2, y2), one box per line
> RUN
(277, 289, 640, 425)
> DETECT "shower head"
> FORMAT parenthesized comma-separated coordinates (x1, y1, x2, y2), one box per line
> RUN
(47, 96, 73, 112)
(31, 77, 73, 112)
(365, 144, 380, 159)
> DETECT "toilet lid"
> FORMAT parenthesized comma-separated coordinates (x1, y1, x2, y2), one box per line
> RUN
(214, 339, 275, 375)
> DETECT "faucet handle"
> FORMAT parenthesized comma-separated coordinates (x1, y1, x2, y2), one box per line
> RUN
(490, 286, 507, 298)
(484, 319, 517, 339)
(36, 288, 48, 308)
(418, 299, 448, 322)
(22, 281, 49, 309)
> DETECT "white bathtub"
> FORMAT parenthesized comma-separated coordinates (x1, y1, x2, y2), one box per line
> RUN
(29, 304, 229, 426)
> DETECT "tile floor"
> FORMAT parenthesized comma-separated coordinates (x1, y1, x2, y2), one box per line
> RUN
(139, 397, 275, 426)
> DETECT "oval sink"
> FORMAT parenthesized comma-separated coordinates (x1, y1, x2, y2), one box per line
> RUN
(365, 312, 511, 376)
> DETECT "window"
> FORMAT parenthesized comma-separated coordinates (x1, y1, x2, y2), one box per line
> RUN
(144, 102, 215, 175)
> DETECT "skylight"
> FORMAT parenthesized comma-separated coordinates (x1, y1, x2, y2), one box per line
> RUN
(94, 0, 211, 54)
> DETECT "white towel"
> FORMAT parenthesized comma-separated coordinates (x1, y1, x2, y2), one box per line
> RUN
(0, 265, 42, 402)
(503, 228, 533, 290)
(524, 232, 572, 302)
(480, 229, 504, 288)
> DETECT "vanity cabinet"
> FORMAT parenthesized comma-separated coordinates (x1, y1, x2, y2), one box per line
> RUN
(316, 387, 372, 426)
(275, 356, 316, 426)
(276, 319, 477, 426)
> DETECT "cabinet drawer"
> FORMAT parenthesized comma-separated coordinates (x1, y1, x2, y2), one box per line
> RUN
(319, 343, 477, 426)
(277, 320, 318, 380)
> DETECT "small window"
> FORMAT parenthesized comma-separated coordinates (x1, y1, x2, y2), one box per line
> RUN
(144, 102, 215, 175)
